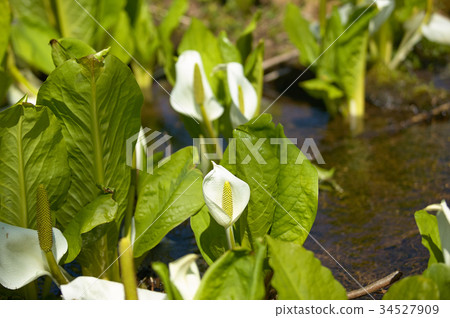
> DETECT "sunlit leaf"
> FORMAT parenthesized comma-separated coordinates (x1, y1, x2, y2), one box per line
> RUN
(267, 236, 347, 300)
(0, 103, 70, 229)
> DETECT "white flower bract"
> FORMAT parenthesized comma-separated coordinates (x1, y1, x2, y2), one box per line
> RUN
(202, 163, 250, 228)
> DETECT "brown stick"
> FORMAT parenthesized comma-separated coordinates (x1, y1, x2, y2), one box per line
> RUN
(347, 271, 402, 299)
(262, 50, 299, 71)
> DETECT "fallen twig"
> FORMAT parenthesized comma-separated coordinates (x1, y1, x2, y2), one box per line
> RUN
(347, 271, 402, 299)
(262, 49, 299, 71)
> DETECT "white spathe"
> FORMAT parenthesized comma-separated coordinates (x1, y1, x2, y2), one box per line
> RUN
(202, 163, 250, 228)
(422, 13, 450, 46)
(426, 200, 450, 266)
(60, 276, 167, 300)
(170, 50, 223, 122)
(226, 62, 258, 128)
(0, 221, 68, 289)
(169, 254, 201, 300)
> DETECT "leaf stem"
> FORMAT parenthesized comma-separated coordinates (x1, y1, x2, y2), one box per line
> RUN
(225, 226, 236, 250)
(199, 102, 223, 158)
(54, 0, 70, 38)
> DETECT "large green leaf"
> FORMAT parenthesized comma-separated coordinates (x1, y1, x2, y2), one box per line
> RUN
(284, 3, 319, 66)
(63, 194, 119, 263)
(267, 236, 347, 300)
(383, 276, 440, 300)
(414, 210, 444, 266)
(195, 245, 266, 300)
(0, 103, 70, 229)
(37, 54, 142, 228)
(423, 263, 450, 300)
(0, 0, 10, 63)
(133, 147, 204, 258)
(270, 128, 318, 244)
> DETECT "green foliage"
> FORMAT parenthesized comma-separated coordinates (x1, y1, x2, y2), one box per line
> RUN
(415, 209, 444, 266)
(133, 147, 205, 258)
(131, 0, 188, 84)
(50, 38, 96, 67)
(9, 0, 131, 73)
(284, 3, 376, 119)
(0, 0, 10, 63)
(195, 245, 266, 300)
(191, 114, 318, 263)
(63, 194, 119, 263)
(383, 276, 440, 300)
(151, 262, 183, 300)
(0, 102, 70, 229)
(284, 4, 319, 66)
(267, 236, 347, 300)
(37, 53, 142, 228)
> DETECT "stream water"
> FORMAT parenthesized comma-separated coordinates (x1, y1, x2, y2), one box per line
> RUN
(140, 80, 449, 298)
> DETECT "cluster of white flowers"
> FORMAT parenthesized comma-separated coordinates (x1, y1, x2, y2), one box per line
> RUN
(169, 50, 258, 128)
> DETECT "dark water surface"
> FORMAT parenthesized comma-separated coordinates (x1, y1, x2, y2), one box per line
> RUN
(142, 82, 450, 296)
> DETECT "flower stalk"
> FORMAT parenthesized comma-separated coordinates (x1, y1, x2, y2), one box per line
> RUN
(118, 237, 138, 300)
(36, 185, 69, 285)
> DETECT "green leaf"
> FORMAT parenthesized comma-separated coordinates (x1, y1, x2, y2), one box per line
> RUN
(0, 0, 10, 63)
(37, 54, 142, 228)
(132, 0, 159, 69)
(191, 205, 229, 265)
(284, 3, 319, 66)
(383, 276, 440, 300)
(0, 103, 70, 229)
(244, 41, 264, 113)
(219, 32, 242, 64)
(158, 0, 189, 85)
(50, 38, 96, 68)
(317, 8, 343, 83)
(423, 263, 450, 300)
(269, 128, 318, 244)
(63, 194, 119, 263)
(152, 262, 183, 300)
(236, 11, 261, 62)
(336, 7, 376, 116)
(56, 0, 124, 45)
(267, 236, 347, 300)
(195, 245, 266, 300)
(104, 10, 134, 64)
(133, 147, 204, 258)
(300, 78, 344, 116)
(178, 18, 222, 95)
(414, 210, 444, 266)
(9, 0, 59, 73)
